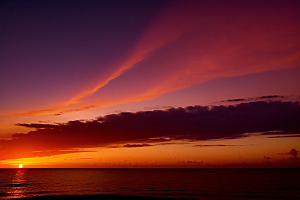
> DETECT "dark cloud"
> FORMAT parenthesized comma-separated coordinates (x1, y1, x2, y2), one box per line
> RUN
(221, 98, 247, 102)
(220, 95, 287, 104)
(193, 144, 246, 147)
(267, 135, 300, 138)
(260, 131, 295, 135)
(259, 131, 300, 138)
(278, 149, 298, 157)
(277, 149, 300, 161)
(134, 137, 173, 143)
(257, 95, 284, 100)
(123, 144, 153, 148)
(1, 101, 299, 160)
(16, 123, 59, 129)
(186, 161, 203, 164)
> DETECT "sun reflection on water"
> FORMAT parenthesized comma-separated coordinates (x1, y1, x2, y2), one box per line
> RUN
(7, 169, 27, 198)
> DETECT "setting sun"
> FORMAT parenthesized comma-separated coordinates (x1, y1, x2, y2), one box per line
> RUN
(19, 164, 23, 168)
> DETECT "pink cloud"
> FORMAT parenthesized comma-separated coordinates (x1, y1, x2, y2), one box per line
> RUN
(12, 0, 300, 117)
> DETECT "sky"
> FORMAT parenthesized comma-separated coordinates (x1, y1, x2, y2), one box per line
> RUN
(0, 0, 299, 168)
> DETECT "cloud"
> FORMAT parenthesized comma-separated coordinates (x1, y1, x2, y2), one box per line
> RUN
(123, 144, 153, 148)
(14, 0, 299, 117)
(277, 149, 300, 161)
(17, 105, 96, 116)
(223, 98, 247, 103)
(0, 149, 90, 160)
(1, 101, 299, 160)
(267, 135, 300, 138)
(193, 144, 247, 147)
(219, 95, 289, 104)
(257, 95, 285, 100)
(65, 0, 206, 106)
(16, 123, 59, 129)
(278, 149, 298, 157)
(74, 1, 299, 104)
(259, 129, 300, 138)
(186, 161, 203, 164)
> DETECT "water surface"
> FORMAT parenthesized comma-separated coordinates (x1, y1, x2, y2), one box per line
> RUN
(1, 169, 299, 199)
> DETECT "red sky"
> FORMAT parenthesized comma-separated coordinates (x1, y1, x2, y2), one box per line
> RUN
(0, 0, 299, 168)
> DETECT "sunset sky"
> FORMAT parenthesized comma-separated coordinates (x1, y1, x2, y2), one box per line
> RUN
(0, 0, 299, 168)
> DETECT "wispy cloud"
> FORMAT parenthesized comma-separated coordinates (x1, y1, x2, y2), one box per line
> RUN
(16, 105, 96, 116)
(193, 144, 248, 147)
(219, 95, 293, 104)
(1, 101, 299, 160)
(70, 1, 299, 106)
(278, 149, 300, 161)
(13, 0, 299, 117)
(123, 144, 153, 148)
(278, 149, 298, 157)
(268, 135, 300, 139)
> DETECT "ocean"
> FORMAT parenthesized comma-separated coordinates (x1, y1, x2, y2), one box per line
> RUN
(0, 168, 299, 199)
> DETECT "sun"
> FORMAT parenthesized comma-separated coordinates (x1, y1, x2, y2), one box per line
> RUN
(19, 164, 23, 168)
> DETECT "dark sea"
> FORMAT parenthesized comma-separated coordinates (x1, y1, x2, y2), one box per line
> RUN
(0, 168, 299, 200)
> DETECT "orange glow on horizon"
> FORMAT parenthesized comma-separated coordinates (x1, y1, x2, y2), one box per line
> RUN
(1, 135, 299, 168)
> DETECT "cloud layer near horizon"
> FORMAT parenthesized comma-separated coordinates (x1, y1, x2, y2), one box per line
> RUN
(1, 101, 299, 160)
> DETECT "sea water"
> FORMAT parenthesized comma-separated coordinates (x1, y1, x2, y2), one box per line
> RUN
(0, 168, 299, 199)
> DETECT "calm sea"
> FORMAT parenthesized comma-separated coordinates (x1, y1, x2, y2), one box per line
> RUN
(0, 169, 299, 199)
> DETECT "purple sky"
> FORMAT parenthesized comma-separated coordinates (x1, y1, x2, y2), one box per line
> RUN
(0, 0, 299, 168)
